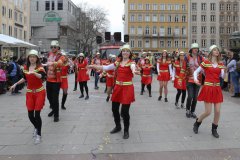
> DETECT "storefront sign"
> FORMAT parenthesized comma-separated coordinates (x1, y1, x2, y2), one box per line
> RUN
(43, 11, 62, 22)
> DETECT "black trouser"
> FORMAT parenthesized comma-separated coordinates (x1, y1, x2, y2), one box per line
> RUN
(28, 111, 42, 136)
(112, 102, 130, 132)
(141, 83, 151, 94)
(175, 89, 186, 104)
(74, 72, 78, 90)
(186, 82, 200, 113)
(79, 81, 89, 96)
(46, 82, 61, 118)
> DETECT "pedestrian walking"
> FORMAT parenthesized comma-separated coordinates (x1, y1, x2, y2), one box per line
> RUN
(91, 52, 102, 89)
(89, 44, 140, 139)
(10, 50, 46, 144)
(140, 57, 153, 97)
(193, 45, 225, 138)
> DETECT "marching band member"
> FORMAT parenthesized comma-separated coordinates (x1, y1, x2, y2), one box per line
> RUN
(140, 57, 153, 97)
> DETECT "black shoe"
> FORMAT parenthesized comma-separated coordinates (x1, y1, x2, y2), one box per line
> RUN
(164, 98, 168, 102)
(140, 91, 143, 95)
(48, 111, 54, 117)
(110, 127, 121, 134)
(193, 119, 202, 134)
(181, 103, 185, 109)
(175, 102, 180, 109)
(106, 96, 110, 102)
(149, 94, 152, 97)
(212, 123, 219, 138)
(85, 95, 89, 100)
(191, 112, 197, 119)
(158, 96, 162, 101)
(61, 106, 66, 110)
(54, 117, 59, 122)
(186, 110, 191, 118)
(73, 88, 77, 91)
(79, 95, 84, 98)
(94, 86, 99, 90)
(123, 131, 129, 139)
(231, 93, 239, 97)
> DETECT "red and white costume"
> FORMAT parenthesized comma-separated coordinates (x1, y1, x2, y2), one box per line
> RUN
(105, 62, 115, 87)
(23, 65, 46, 111)
(157, 59, 172, 81)
(77, 59, 90, 82)
(141, 64, 152, 85)
(172, 60, 187, 90)
(60, 64, 69, 89)
(194, 60, 225, 103)
(103, 60, 136, 104)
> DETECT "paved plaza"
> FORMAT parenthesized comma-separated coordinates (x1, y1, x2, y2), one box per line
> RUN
(0, 74, 239, 160)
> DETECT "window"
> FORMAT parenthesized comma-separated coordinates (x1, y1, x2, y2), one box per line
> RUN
(152, 15, 157, 22)
(2, 24, 6, 34)
(9, 26, 12, 36)
(14, 11, 18, 21)
(160, 4, 165, 10)
(182, 27, 186, 35)
(192, 3, 197, 11)
(19, 28, 22, 39)
(227, 16, 231, 22)
(220, 4, 224, 11)
(45, 1, 50, 11)
(52, 0, 55, 10)
(201, 39, 206, 48)
(167, 27, 172, 35)
(167, 41, 172, 48)
(137, 27, 142, 35)
(182, 15, 186, 22)
(201, 26, 206, 34)
(227, 27, 231, 34)
(210, 39, 215, 45)
(152, 26, 157, 35)
(130, 3, 135, 10)
(24, 31, 27, 40)
(160, 41, 164, 47)
(167, 4, 172, 10)
(192, 26, 197, 33)
(9, 9, 12, 18)
(220, 15, 224, 22)
(210, 15, 216, 22)
(138, 4, 143, 10)
(138, 14, 142, 22)
(220, 40, 224, 47)
(58, 0, 63, 10)
(182, 41, 186, 48)
(168, 15, 172, 22)
(2, 6, 6, 17)
(233, 3, 238, 11)
(233, 27, 238, 32)
(160, 15, 165, 22)
(201, 3, 206, 11)
(175, 15, 179, 22)
(145, 40, 150, 48)
(201, 15, 206, 22)
(145, 26, 150, 35)
(153, 4, 158, 10)
(174, 41, 179, 48)
(192, 39, 197, 43)
(210, 27, 216, 34)
(160, 27, 165, 36)
(130, 26, 135, 34)
(192, 15, 197, 21)
(220, 27, 224, 34)
(36, 1, 39, 11)
(138, 40, 142, 48)
(175, 4, 179, 10)
(130, 40, 135, 48)
(145, 15, 150, 22)
(152, 40, 157, 48)
(146, 4, 150, 10)
(182, 4, 186, 11)
(233, 16, 238, 22)
(174, 27, 180, 35)
(14, 27, 17, 38)
(130, 15, 135, 22)
(210, 3, 216, 11)
(227, 4, 231, 11)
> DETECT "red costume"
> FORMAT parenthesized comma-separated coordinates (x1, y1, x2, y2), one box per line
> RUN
(173, 61, 187, 90)
(197, 60, 224, 103)
(77, 59, 90, 82)
(23, 65, 46, 111)
(157, 59, 171, 81)
(111, 60, 135, 104)
(60, 64, 69, 89)
(141, 64, 152, 85)
(106, 62, 115, 87)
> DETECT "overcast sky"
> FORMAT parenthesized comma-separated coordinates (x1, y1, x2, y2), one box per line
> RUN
(72, 0, 124, 35)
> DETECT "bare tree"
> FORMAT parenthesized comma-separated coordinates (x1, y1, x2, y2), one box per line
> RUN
(76, 3, 109, 56)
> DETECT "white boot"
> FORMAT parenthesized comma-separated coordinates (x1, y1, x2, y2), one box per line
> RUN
(34, 135, 41, 145)
(33, 129, 37, 138)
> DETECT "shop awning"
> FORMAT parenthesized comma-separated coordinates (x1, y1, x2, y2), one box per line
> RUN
(0, 34, 37, 47)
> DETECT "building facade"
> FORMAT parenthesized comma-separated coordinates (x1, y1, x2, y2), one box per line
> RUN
(30, 0, 78, 53)
(123, 0, 189, 54)
(0, 0, 30, 41)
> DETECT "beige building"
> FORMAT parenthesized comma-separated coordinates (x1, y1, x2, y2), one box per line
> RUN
(123, 0, 189, 54)
(0, 0, 30, 41)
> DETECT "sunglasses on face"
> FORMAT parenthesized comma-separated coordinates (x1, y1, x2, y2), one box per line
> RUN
(50, 46, 58, 49)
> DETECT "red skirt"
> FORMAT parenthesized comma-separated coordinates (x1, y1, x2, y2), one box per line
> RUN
(78, 70, 90, 82)
(111, 84, 135, 104)
(26, 90, 46, 111)
(174, 78, 186, 90)
(141, 76, 152, 85)
(106, 77, 115, 87)
(198, 86, 223, 103)
(61, 78, 68, 89)
(157, 72, 170, 81)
